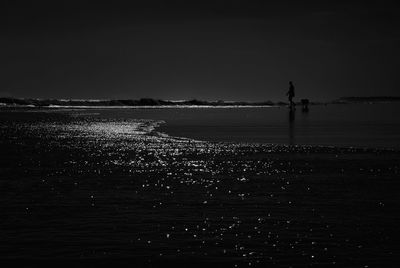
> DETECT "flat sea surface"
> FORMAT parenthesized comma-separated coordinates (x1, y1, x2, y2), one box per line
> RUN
(0, 104, 399, 267)
(158, 103, 400, 148)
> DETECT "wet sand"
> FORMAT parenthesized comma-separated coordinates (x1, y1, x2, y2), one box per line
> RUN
(0, 110, 399, 267)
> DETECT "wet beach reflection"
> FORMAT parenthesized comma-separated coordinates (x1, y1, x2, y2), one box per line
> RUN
(288, 108, 295, 145)
(0, 110, 399, 267)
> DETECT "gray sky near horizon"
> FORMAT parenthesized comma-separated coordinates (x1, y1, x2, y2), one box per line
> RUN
(1, 0, 399, 101)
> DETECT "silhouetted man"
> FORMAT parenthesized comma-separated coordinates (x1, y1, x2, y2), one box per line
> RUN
(286, 81, 295, 108)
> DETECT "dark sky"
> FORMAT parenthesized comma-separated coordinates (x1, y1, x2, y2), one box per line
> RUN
(1, 0, 399, 101)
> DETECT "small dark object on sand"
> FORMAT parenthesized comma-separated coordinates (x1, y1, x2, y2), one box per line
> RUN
(301, 99, 309, 112)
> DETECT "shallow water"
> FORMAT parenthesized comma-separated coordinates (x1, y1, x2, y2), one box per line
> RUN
(0, 107, 399, 267)
(156, 103, 400, 148)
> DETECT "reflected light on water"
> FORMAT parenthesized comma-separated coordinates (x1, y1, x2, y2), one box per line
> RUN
(0, 110, 398, 267)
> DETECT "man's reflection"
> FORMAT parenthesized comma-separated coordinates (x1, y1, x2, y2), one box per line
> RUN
(289, 108, 295, 145)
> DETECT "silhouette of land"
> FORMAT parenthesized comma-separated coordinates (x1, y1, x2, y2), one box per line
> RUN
(1, 96, 400, 108)
(334, 96, 400, 103)
(0, 97, 279, 107)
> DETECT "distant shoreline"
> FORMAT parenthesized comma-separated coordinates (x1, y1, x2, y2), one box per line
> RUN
(1, 96, 399, 108)
(0, 104, 279, 109)
(333, 96, 400, 103)
(0, 97, 299, 108)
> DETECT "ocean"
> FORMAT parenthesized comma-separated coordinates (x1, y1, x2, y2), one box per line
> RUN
(0, 104, 399, 267)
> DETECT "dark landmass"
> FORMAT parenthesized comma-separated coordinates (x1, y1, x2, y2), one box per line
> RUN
(1, 96, 399, 108)
(0, 97, 320, 108)
(0, 97, 277, 107)
(334, 96, 400, 103)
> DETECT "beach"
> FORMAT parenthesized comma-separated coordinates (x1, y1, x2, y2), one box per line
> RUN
(0, 107, 399, 267)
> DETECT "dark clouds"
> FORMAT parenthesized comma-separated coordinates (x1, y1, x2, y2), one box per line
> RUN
(1, 0, 399, 101)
